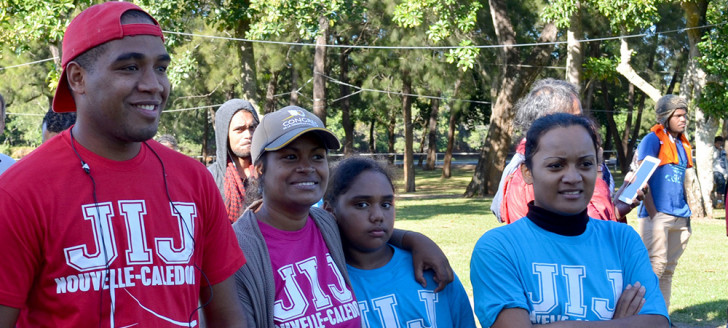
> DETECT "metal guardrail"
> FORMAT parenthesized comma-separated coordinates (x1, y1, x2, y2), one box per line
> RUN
(197, 149, 695, 171)
(195, 152, 483, 166)
(328, 152, 481, 165)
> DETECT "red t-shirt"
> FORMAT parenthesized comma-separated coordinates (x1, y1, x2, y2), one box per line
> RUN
(0, 130, 245, 327)
(259, 217, 361, 327)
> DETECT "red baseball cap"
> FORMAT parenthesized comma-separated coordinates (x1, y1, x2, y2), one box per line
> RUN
(53, 2, 164, 113)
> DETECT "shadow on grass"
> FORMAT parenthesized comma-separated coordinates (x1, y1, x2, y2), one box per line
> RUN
(709, 209, 726, 221)
(672, 299, 728, 327)
(396, 197, 492, 221)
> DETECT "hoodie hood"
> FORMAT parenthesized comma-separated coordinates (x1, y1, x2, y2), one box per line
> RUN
(208, 99, 260, 199)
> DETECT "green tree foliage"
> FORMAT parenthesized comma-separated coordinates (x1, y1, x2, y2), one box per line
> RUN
(247, 0, 363, 39)
(697, 0, 728, 119)
(0, 41, 59, 148)
(392, 0, 482, 70)
(0, 0, 708, 177)
(0, 0, 96, 92)
(158, 22, 246, 154)
(584, 56, 620, 83)
(0, 0, 92, 51)
(542, 0, 659, 31)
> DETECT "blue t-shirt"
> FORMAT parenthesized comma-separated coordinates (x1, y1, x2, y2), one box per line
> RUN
(470, 218, 669, 327)
(348, 246, 476, 328)
(637, 132, 692, 218)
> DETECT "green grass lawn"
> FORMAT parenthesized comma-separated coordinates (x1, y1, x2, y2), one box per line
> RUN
(392, 166, 728, 327)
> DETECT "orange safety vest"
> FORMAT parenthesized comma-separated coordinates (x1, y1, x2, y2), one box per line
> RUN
(649, 124, 693, 168)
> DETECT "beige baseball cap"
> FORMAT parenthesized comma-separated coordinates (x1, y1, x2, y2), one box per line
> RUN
(251, 106, 340, 165)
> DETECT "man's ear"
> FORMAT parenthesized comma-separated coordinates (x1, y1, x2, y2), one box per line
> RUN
(65, 62, 87, 96)
(521, 163, 534, 185)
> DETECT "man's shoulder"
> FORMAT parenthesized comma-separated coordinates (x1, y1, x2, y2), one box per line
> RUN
(0, 141, 72, 183)
(641, 132, 659, 143)
(476, 219, 528, 248)
(637, 132, 660, 157)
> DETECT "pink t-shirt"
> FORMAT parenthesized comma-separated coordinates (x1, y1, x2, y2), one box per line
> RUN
(259, 217, 361, 327)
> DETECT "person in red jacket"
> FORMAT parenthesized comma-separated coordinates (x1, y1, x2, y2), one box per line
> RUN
(492, 79, 640, 225)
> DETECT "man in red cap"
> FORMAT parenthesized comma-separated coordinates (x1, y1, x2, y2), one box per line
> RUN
(0, 2, 246, 327)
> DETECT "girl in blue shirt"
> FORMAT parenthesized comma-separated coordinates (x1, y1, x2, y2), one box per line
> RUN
(325, 156, 476, 328)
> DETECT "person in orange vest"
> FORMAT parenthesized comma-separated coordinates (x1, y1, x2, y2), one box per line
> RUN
(635, 94, 692, 314)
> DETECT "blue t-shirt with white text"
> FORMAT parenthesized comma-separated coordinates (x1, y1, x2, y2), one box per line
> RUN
(637, 132, 691, 218)
(470, 218, 669, 327)
(348, 246, 476, 328)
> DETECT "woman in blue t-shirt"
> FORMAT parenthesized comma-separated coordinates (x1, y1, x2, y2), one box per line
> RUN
(325, 156, 476, 328)
(471, 113, 669, 327)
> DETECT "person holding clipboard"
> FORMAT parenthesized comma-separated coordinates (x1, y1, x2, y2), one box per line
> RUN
(635, 94, 693, 314)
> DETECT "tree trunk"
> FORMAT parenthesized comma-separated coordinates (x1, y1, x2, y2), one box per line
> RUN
(622, 83, 634, 152)
(312, 15, 328, 124)
(583, 79, 595, 117)
(49, 44, 61, 71)
(442, 108, 458, 179)
(425, 93, 440, 170)
(402, 70, 415, 192)
(629, 92, 646, 163)
(235, 17, 258, 108)
(566, 1, 583, 93)
(666, 67, 681, 95)
(369, 118, 376, 153)
(45, 43, 61, 106)
(264, 70, 280, 114)
(582, 41, 602, 116)
(602, 81, 628, 172)
(339, 40, 354, 155)
(680, 0, 711, 219)
(204, 107, 215, 164)
(290, 66, 299, 106)
(722, 118, 728, 138)
(442, 77, 462, 179)
(387, 108, 396, 164)
(417, 127, 427, 168)
(603, 121, 613, 160)
(464, 0, 558, 197)
(620, 83, 635, 161)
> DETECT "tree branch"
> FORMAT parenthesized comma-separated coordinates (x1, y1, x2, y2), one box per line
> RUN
(615, 38, 662, 101)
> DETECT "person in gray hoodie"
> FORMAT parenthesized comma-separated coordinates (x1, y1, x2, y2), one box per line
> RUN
(209, 99, 260, 223)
